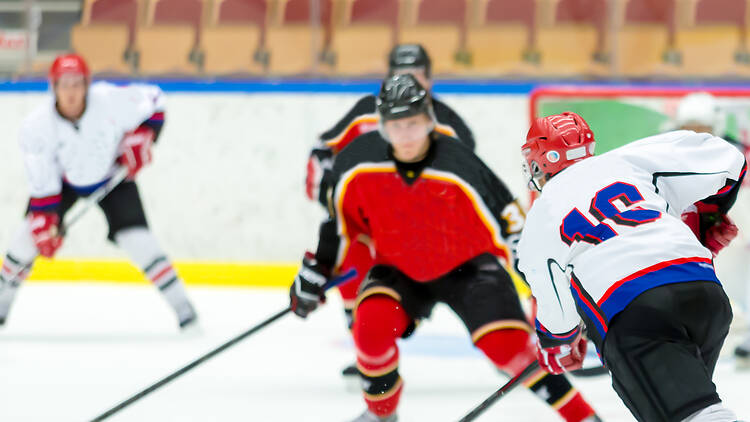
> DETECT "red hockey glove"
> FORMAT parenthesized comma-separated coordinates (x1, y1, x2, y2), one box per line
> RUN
(704, 214, 738, 257)
(536, 330, 586, 375)
(289, 252, 329, 318)
(305, 148, 332, 202)
(681, 202, 737, 257)
(28, 211, 63, 258)
(118, 126, 155, 179)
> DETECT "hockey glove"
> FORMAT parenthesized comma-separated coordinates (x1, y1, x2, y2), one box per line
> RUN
(681, 202, 738, 257)
(536, 327, 586, 375)
(305, 148, 333, 202)
(118, 126, 155, 179)
(28, 211, 63, 258)
(289, 252, 329, 318)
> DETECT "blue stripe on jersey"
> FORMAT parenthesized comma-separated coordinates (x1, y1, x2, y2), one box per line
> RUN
(65, 179, 109, 196)
(598, 260, 719, 319)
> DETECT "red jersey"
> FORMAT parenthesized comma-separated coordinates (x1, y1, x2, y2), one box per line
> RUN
(315, 132, 525, 282)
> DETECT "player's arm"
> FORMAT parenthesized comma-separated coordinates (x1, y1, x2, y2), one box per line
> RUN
(517, 231, 585, 374)
(114, 84, 166, 178)
(306, 96, 376, 203)
(646, 132, 747, 255)
(291, 165, 370, 318)
(19, 121, 64, 257)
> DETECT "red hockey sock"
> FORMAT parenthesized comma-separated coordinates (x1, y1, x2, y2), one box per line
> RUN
(474, 327, 536, 375)
(556, 391, 597, 422)
(353, 295, 411, 417)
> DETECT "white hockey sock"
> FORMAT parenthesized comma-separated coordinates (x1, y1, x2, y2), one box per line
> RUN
(114, 228, 194, 320)
(0, 220, 40, 320)
(682, 403, 738, 422)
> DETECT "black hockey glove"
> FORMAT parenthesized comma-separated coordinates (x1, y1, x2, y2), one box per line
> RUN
(289, 252, 330, 318)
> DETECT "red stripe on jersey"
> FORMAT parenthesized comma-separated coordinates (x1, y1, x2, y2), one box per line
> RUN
(597, 256, 712, 306)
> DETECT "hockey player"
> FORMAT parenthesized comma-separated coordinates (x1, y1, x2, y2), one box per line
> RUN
(0, 54, 198, 329)
(290, 75, 601, 422)
(674, 92, 750, 366)
(518, 112, 745, 421)
(306, 43, 477, 380)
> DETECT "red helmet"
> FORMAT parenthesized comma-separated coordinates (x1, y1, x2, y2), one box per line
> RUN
(49, 53, 90, 83)
(522, 112, 595, 190)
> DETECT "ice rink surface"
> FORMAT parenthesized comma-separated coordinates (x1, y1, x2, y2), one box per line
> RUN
(1, 282, 748, 422)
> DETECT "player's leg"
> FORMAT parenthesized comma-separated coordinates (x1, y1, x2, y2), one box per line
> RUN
(443, 255, 600, 422)
(350, 265, 432, 422)
(99, 181, 197, 329)
(602, 281, 736, 422)
(0, 185, 79, 325)
(337, 239, 374, 379)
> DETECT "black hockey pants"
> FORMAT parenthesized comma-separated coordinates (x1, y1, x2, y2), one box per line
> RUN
(600, 281, 732, 422)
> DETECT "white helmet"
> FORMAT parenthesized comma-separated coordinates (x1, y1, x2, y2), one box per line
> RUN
(675, 92, 724, 134)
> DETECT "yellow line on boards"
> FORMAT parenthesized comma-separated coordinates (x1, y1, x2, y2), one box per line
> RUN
(25, 259, 532, 298)
(26, 259, 297, 288)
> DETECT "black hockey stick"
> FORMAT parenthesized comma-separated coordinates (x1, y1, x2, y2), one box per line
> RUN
(88, 268, 358, 422)
(0, 167, 129, 290)
(457, 360, 541, 422)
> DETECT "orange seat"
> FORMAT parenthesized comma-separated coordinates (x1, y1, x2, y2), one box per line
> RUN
(465, 0, 536, 75)
(136, 26, 197, 74)
(617, 0, 677, 76)
(676, 0, 748, 76)
(265, 0, 332, 75)
(71, 24, 131, 74)
(202, 0, 266, 74)
(536, 0, 607, 75)
(400, 0, 468, 74)
(331, 0, 399, 75)
(202, 26, 264, 74)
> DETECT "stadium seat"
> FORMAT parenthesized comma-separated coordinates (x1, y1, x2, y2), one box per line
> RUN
(675, 0, 748, 76)
(201, 0, 266, 74)
(465, 0, 537, 75)
(72, 0, 140, 74)
(617, 0, 678, 76)
(399, 0, 469, 74)
(331, 0, 400, 75)
(135, 0, 204, 74)
(265, 0, 332, 75)
(536, 0, 608, 76)
(71, 24, 131, 74)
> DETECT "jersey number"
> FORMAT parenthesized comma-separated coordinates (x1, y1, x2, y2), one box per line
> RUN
(560, 182, 661, 246)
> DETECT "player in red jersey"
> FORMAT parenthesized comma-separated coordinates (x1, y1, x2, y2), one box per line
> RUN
(289, 74, 601, 422)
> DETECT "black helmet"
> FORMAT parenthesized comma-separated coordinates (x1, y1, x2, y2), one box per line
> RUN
(388, 44, 431, 78)
(377, 73, 433, 121)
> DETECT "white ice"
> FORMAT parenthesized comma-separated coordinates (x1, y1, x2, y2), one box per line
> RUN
(1, 282, 748, 422)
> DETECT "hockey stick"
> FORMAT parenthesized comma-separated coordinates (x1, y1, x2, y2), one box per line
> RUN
(88, 268, 358, 422)
(457, 360, 541, 422)
(1, 167, 129, 289)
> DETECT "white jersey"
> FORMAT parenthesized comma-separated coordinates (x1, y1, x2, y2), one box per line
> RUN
(517, 130, 745, 345)
(20, 81, 164, 202)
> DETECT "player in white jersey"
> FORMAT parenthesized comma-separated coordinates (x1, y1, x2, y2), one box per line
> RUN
(517, 112, 745, 422)
(0, 54, 198, 329)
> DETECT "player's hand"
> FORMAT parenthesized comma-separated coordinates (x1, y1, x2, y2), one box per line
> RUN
(28, 211, 63, 258)
(289, 252, 329, 318)
(536, 330, 586, 375)
(118, 126, 155, 179)
(305, 148, 332, 202)
(704, 214, 738, 257)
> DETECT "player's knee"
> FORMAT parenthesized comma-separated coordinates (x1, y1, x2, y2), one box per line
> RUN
(475, 328, 536, 375)
(353, 295, 410, 355)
